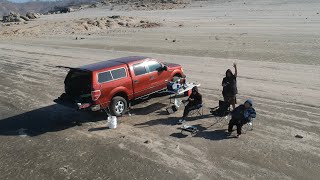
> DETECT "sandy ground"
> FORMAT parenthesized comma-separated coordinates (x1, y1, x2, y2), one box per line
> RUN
(1, 0, 320, 179)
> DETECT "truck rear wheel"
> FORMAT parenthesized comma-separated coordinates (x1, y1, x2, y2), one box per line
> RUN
(110, 96, 128, 117)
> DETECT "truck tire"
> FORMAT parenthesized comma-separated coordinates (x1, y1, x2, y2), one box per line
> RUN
(172, 75, 181, 81)
(110, 96, 128, 117)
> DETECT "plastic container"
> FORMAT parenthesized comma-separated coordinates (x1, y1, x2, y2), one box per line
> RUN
(107, 116, 117, 129)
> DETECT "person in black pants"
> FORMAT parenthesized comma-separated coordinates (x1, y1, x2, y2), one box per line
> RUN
(178, 86, 203, 124)
(228, 100, 256, 138)
(222, 63, 238, 110)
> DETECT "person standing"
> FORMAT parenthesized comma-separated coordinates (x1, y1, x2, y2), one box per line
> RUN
(222, 63, 238, 110)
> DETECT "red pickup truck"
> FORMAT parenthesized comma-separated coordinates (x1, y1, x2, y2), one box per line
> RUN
(55, 56, 185, 116)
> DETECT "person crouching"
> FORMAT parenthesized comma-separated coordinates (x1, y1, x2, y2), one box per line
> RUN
(228, 100, 256, 137)
(178, 86, 202, 124)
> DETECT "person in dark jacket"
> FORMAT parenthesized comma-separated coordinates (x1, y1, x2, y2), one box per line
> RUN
(228, 99, 256, 137)
(178, 86, 202, 124)
(222, 63, 238, 110)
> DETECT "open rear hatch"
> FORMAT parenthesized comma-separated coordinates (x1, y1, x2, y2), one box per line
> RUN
(54, 66, 92, 110)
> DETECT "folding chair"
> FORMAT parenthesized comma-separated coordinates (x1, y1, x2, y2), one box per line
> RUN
(189, 104, 204, 117)
(210, 100, 231, 127)
(242, 121, 253, 134)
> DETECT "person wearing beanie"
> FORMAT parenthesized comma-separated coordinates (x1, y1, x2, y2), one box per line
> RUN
(222, 63, 238, 110)
(228, 99, 256, 137)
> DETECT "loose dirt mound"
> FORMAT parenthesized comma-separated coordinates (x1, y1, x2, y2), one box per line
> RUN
(2, 12, 40, 23)
(106, 0, 191, 11)
(0, 16, 161, 37)
(78, 16, 161, 30)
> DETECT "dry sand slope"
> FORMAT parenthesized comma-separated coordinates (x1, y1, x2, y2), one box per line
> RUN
(1, 0, 320, 179)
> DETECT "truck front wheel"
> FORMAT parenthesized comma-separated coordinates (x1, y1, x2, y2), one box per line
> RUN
(110, 96, 128, 117)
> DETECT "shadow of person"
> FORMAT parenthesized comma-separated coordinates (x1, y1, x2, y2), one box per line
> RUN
(168, 123, 233, 141)
(193, 129, 231, 141)
(0, 104, 107, 137)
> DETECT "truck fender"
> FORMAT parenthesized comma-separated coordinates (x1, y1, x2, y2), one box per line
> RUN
(109, 87, 131, 101)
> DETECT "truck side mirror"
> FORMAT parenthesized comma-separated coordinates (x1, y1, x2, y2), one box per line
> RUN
(158, 65, 168, 72)
(162, 66, 168, 71)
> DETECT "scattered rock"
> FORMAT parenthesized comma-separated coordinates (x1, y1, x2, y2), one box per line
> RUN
(20, 16, 30, 21)
(295, 135, 303, 138)
(144, 140, 152, 144)
(90, 3, 98, 8)
(87, 20, 95, 25)
(83, 24, 89, 30)
(26, 12, 39, 20)
(120, 136, 126, 138)
(178, 24, 183, 27)
(109, 15, 121, 19)
(165, 38, 168, 40)
(139, 22, 161, 28)
(15, 18, 25, 22)
(2, 12, 21, 22)
(172, 39, 176, 42)
(317, 13, 319, 15)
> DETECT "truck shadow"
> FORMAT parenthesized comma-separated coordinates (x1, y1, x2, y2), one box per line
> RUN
(130, 102, 168, 115)
(0, 104, 107, 137)
(0, 92, 173, 137)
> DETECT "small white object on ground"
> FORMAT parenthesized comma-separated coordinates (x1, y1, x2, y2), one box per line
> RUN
(107, 116, 117, 129)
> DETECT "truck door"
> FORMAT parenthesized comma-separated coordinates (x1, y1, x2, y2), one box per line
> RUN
(131, 62, 153, 98)
(146, 60, 170, 91)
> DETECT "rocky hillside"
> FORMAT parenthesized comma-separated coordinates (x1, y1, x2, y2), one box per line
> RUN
(0, 0, 192, 18)
(0, 0, 99, 17)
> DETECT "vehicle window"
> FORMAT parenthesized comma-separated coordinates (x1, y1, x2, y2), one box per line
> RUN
(133, 63, 147, 76)
(148, 61, 162, 72)
(98, 71, 112, 83)
(111, 68, 127, 80)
